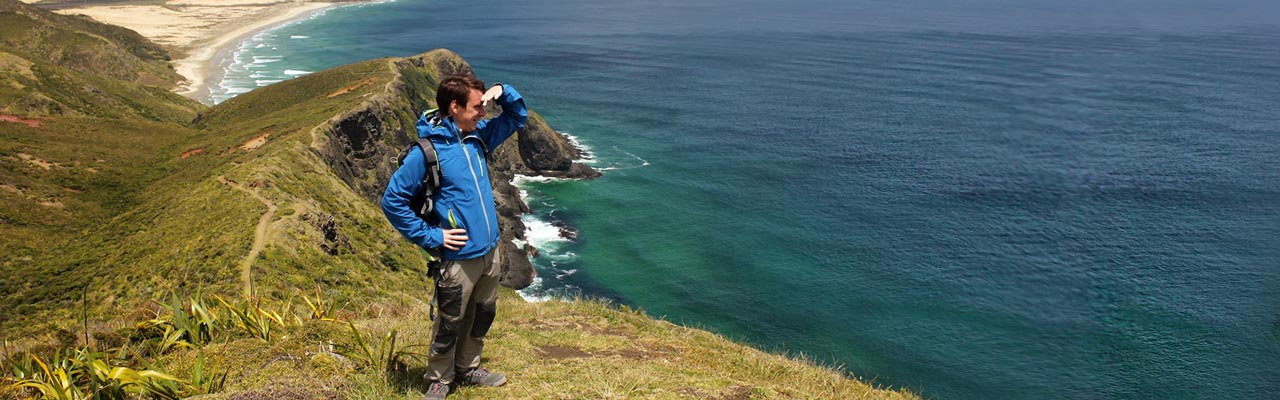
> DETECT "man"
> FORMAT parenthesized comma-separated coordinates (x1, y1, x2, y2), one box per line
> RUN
(381, 75, 527, 399)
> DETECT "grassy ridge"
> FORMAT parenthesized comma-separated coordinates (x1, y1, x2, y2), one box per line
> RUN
(1, 57, 429, 331)
(0, 1, 200, 122)
(1, 0, 424, 331)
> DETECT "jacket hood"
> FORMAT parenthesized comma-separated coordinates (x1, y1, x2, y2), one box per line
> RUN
(417, 109, 459, 140)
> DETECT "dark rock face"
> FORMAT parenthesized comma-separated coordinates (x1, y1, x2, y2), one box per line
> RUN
(319, 107, 402, 202)
(315, 49, 598, 290)
(302, 212, 352, 256)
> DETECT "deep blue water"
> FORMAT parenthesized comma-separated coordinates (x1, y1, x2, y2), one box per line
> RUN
(212, 0, 1280, 398)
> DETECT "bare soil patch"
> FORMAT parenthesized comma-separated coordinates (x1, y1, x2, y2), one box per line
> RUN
(534, 345, 592, 360)
(180, 147, 205, 158)
(239, 132, 270, 151)
(0, 114, 41, 128)
(326, 77, 375, 98)
(16, 153, 59, 170)
(719, 385, 755, 400)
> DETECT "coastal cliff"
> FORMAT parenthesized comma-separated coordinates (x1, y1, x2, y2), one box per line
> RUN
(3, 0, 590, 324)
(0, 3, 915, 397)
(310, 49, 601, 289)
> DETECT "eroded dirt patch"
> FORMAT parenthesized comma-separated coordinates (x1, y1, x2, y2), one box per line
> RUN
(601, 344, 681, 361)
(0, 114, 41, 128)
(180, 147, 205, 158)
(510, 318, 635, 338)
(326, 77, 375, 98)
(16, 153, 59, 170)
(534, 345, 592, 360)
(719, 385, 755, 400)
(240, 132, 271, 151)
(679, 386, 758, 400)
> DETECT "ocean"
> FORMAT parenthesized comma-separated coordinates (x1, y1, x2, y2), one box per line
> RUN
(208, 0, 1280, 398)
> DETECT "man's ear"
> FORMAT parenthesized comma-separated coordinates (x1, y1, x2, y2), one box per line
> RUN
(449, 100, 460, 116)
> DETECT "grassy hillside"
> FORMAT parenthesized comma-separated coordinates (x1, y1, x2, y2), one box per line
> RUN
(1, 0, 419, 337)
(1, 56, 430, 331)
(0, 0, 199, 122)
(0, 2, 918, 396)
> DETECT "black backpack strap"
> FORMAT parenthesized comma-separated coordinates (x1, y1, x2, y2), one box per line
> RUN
(415, 137, 441, 215)
(393, 108, 448, 289)
(401, 138, 445, 287)
(393, 137, 444, 222)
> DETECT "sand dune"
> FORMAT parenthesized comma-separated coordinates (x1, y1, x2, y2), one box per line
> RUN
(53, 0, 342, 102)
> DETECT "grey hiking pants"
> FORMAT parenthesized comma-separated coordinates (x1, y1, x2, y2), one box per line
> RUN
(426, 247, 500, 384)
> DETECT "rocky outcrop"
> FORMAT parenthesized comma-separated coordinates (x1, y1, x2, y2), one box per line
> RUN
(301, 211, 352, 256)
(314, 49, 598, 290)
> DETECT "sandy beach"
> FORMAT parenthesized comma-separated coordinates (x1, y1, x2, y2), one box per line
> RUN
(51, 0, 344, 103)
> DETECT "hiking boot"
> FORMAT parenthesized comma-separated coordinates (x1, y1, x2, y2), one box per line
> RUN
(458, 367, 507, 387)
(423, 380, 450, 400)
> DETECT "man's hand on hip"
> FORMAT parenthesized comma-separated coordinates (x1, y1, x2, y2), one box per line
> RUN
(442, 228, 469, 251)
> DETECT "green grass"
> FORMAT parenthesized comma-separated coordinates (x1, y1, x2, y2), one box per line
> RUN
(0, 53, 430, 333)
(0, 116, 203, 317)
(330, 291, 917, 399)
(0, 4, 420, 330)
(1, 291, 916, 399)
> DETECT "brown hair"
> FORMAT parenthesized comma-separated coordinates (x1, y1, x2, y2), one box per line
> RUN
(436, 75, 486, 117)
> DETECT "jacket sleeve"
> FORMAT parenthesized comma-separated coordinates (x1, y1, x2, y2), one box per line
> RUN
(476, 83, 528, 151)
(381, 146, 443, 249)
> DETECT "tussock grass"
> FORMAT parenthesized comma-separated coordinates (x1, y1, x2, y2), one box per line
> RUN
(321, 291, 917, 399)
(3, 286, 916, 399)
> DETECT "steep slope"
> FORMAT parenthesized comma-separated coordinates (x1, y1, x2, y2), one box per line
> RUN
(1, 48, 596, 333)
(0, 0, 206, 323)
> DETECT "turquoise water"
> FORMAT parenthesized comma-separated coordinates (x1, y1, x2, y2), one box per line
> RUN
(212, 0, 1280, 398)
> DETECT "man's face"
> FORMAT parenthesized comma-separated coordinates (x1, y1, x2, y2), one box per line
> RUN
(451, 88, 486, 133)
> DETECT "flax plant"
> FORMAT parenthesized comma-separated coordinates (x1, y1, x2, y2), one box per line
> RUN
(215, 296, 285, 342)
(188, 351, 227, 395)
(136, 293, 219, 354)
(302, 287, 341, 321)
(341, 322, 424, 376)
(8, 348, 189, 400)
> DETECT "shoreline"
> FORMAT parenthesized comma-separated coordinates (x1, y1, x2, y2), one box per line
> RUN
(52, 1, 349, 104)
(177, 2, 340, 104)
(512, 133, 605, 303)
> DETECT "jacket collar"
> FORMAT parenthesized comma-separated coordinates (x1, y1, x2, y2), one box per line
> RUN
(424, 116, 462, 141)
(424, 115, 485, 152)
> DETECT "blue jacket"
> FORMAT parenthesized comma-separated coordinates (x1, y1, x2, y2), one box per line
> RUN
(381, 84, 527, 260)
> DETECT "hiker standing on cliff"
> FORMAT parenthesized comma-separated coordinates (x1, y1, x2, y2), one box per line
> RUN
(381, 75, 527, 399)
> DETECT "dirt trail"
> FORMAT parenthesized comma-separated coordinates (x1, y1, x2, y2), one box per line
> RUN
(218, 176, 276, 298)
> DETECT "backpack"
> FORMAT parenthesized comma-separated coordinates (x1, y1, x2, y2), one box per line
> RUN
(394, 108, 445, 277)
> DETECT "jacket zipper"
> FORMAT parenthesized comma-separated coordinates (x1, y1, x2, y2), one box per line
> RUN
(459, 138, 493, 248)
